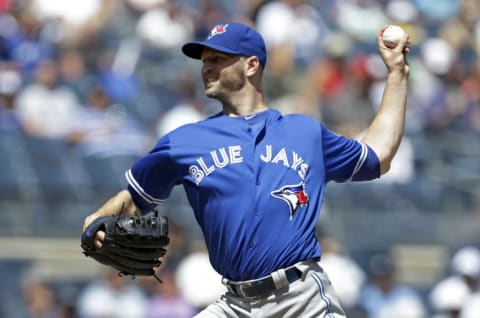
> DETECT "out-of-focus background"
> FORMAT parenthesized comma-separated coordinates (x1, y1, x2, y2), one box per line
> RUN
(0, 0, 479, 317)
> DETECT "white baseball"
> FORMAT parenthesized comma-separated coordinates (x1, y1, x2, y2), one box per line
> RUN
(382, 25, 406, 49)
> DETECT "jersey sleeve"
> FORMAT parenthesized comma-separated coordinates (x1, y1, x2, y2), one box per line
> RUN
(125, 135, 180, 212)
(321, 125, 380, 182)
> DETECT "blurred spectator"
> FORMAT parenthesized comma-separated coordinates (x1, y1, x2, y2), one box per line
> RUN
(358, 253, 427, 318)
(319, 237, 366, 311)
(175, 243, 226, 311)
(460, 292, 480, 318)
(145, 269, 197, 318)
(15, 58, 82, 139)
(412, 0, 459, 22)
(29, 0, 117, 46)
(0, 64, 22, 131)
(462, 64, 480, 132)
(255, 0, 329, 114)
(430, 276, 471, 318)
(0, 0, 13, 13)
(256, 0, 326, 66)
(406, 57, 445, 131)
(96, 48, 140, 105)
(155, 74, 207, 136)
(291, 53, 348, 119)
(450, 246, 480, 291)
(292, 51, 377, 136)
(159, 219, 192, 269)
(31, 0, 102, 28)
(384, 0, 419, 24)
(420, 38, 456, 77)
(77, 268, 148, 318)
(135, 0, 194, 51)
(255, 0, 326, 102)
(429, 246, 480, 317)
(127, 0, 168, 12)
(156, 101, 206, 136)
(2, 5, 56, 77)
(189, 0, 231, 40)
(371, 135, 415, 184)
(21, 276, 63, 318)
(333, 0, 388, 43)
(68, 85, 153, 158)
(0, 11, 18, 60)
(58, 48, 96, 103)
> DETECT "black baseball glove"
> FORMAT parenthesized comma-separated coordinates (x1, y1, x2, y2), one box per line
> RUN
(81, 213, 169, 282)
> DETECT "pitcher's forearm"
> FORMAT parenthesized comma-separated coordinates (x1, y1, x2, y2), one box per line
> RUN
(100, 189, 137, 214)
(362, 71, 408, 174)
(83, 190, 138, 231)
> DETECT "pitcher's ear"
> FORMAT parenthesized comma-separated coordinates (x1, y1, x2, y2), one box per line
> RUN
(245, 56, 261, 76)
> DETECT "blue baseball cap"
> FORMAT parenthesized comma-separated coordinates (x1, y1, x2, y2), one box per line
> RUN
(182, 22, 267, 68)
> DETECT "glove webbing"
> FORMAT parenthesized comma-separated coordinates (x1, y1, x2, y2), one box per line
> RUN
(114, 204, 163, 283)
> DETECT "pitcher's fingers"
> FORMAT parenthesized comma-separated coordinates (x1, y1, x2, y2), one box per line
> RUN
(95, 231, 105, 249)
(395, 31, 410, 53)
(377, 25, 391, 48)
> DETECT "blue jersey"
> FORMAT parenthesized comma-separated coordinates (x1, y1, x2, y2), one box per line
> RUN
(126, 109, 379, 281)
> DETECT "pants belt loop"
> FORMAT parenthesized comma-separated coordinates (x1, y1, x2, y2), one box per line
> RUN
(271, 268, 289, 290)
(221, 277, 229, 285)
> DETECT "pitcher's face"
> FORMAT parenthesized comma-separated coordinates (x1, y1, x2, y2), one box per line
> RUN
(200, 49, 246, 100)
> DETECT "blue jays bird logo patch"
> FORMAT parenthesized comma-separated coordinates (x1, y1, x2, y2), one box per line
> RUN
(271, 183, 309, 220)
(208, 24, 228, 39)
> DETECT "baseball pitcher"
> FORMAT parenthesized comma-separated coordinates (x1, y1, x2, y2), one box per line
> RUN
(82, 22, 410, 317)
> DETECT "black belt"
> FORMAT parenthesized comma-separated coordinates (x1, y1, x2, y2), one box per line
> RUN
(226, 267, 302, 299)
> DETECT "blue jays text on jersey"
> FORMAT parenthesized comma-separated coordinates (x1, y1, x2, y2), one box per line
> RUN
(188, 144, 310, 186)
(126, 109, 380, 281)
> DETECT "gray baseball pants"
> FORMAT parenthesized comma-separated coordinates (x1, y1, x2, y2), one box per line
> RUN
(194, 260, 346, 318)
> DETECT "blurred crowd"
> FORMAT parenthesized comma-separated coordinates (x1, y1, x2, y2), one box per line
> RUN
(0, 0, 479, 317)
(16, 239, 480, 318)
(1, 0, 479, 142)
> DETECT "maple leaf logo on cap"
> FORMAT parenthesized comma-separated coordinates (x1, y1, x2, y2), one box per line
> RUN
(208, 24, 228, 39)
